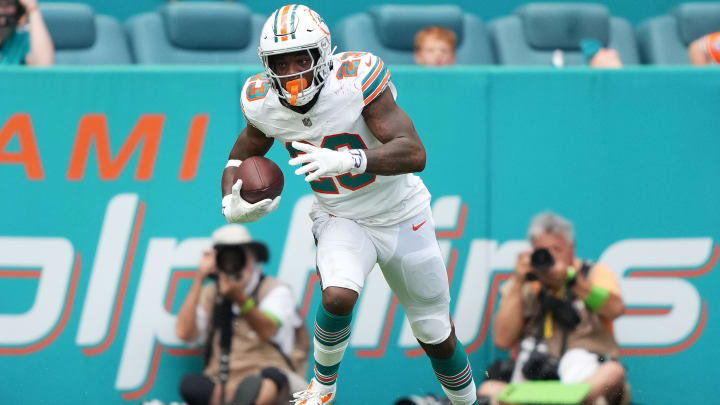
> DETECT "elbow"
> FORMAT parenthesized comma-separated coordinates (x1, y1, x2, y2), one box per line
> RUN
(493, 332, 516, 350)
(258, 329, 276, 342)
(176, 329, 190, 342)
(492, 315, 520, 350)
(608, 298, 626, 320)
(27, 53, 55, 67)
(42, 50, 56, 66)
(175, 324, 195, 342)
(36, 58, 54, 67)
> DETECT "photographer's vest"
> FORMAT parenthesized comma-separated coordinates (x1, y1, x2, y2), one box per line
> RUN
(519, 261, 620, 360)
(199, 276, 310, 384)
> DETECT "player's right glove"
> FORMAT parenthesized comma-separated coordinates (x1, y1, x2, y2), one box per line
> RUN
(222, 179, 281, 223)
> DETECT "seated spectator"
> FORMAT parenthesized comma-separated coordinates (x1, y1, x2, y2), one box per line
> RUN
(689, 32, 720, 65)
(589, 48, 623, 68)
(580, 38, 623, 69)
(414, 26, 457, 66)
(478, 212, 627, 405)
(176, 224, 308, 405)
(0, 0, 53, 65)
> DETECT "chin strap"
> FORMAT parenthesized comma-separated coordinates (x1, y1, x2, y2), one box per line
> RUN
(285, 77, 308, 106)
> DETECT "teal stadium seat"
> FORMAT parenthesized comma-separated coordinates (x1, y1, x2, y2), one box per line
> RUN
(490, 3, 639, 65)
(333, 5, 495, 64)
(637, 3, 720, 64)
(40, 3, 132, 65)
(126, 2, 265, 64)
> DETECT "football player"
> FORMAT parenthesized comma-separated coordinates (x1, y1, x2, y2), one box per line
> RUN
(221, 5, 480, 405)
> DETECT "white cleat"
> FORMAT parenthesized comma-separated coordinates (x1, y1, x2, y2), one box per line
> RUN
(291, 378, 336, 405)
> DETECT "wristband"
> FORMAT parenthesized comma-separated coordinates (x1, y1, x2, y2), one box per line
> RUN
(348, 149, 367, 174)
(584, 285, 610, 311)
(241, 298, 256, 314)
(226, 159, 242, 168)
(565, 266, 576, 284)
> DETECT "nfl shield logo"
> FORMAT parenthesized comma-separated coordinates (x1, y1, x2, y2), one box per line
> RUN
(302, 117, 312, 127)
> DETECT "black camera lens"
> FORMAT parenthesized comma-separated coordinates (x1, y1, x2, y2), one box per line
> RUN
(215, 245, 246, 276)
(531, 248, 555, 273)
(521, 350, 560, 380)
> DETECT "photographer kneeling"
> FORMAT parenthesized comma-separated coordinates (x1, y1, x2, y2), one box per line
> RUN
(176, 224, 308, 405)
(479, 212, 627, 405)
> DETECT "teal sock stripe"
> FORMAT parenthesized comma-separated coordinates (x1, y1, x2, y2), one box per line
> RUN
(429, 341, 474, 391)
(314, 362, 339, 385)
(314, 304, 352, 346)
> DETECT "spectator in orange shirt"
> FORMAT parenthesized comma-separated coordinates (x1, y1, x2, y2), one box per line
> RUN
(414, 26, 457, 66)
(689, 31, 720, 65)
(478, 212, 628, 405)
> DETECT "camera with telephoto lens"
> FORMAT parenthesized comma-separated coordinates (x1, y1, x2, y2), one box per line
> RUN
(525, 248, 555, 281)
(531, 248, 555, 273)
(521, 350, 560, 380)
(214, 244, 246, 278)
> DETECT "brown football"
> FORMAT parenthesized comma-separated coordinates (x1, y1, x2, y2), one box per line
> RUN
(233, 156, 284, 204)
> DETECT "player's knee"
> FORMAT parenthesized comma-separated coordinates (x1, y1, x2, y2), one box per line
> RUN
(322, 286, 358, 315)
(401, 252, 447, 303)
(600, 361, 626, 385)
(229, 374, 263, 405)
(180, 373, 215, 405)
(478, 380, 507, 397)
(410, 317, 451, 345)
(260, 367, 288, 393)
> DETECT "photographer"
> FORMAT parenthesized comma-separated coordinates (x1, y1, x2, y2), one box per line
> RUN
(478, 212, 627, 405)
(176, 224, 308, 405)
(0, 0, 54, 65)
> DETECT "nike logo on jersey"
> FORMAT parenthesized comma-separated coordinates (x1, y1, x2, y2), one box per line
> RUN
(365, 58, 372, 67)
(412, 220, 427, 231)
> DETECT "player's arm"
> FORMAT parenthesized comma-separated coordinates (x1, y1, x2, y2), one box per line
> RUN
(221, 124, 279, 223)
(361, 89, 426, 175)
(287, 89, 426, 181)
(221, 124, 274, 197)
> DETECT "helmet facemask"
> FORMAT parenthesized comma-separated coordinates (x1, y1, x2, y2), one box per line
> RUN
(261, 46, 333, 107)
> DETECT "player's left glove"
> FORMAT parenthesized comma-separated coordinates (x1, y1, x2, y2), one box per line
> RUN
(222, 179, 281, 223)
(288, 141, 368, 182)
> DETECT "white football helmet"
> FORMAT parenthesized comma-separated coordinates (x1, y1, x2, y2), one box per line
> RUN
(258, 4, 333, 106)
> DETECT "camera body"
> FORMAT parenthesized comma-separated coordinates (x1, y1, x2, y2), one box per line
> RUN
(531, 247, 555, 273)
(521, 349, 560, 380)
(214, 244, 247, 278)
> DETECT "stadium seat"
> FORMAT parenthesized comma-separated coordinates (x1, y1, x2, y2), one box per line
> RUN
(637, 3, 720, 64)
(40, 3, 132, 65)
(333, 5, 495, 65)
(126, 2, 265, 64)
(489, 3, 639, 66)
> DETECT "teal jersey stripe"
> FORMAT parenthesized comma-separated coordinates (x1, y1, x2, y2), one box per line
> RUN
(0, 29, 30, 65)
(361, 57, 382, 87)
(362, 66, 388, 101)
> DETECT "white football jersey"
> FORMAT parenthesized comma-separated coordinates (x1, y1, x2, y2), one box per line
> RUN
(241, 52, 430, 226)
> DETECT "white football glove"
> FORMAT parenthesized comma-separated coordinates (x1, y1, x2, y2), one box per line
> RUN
(222, 179, 281, 223)
(288, 141, 367, 182)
